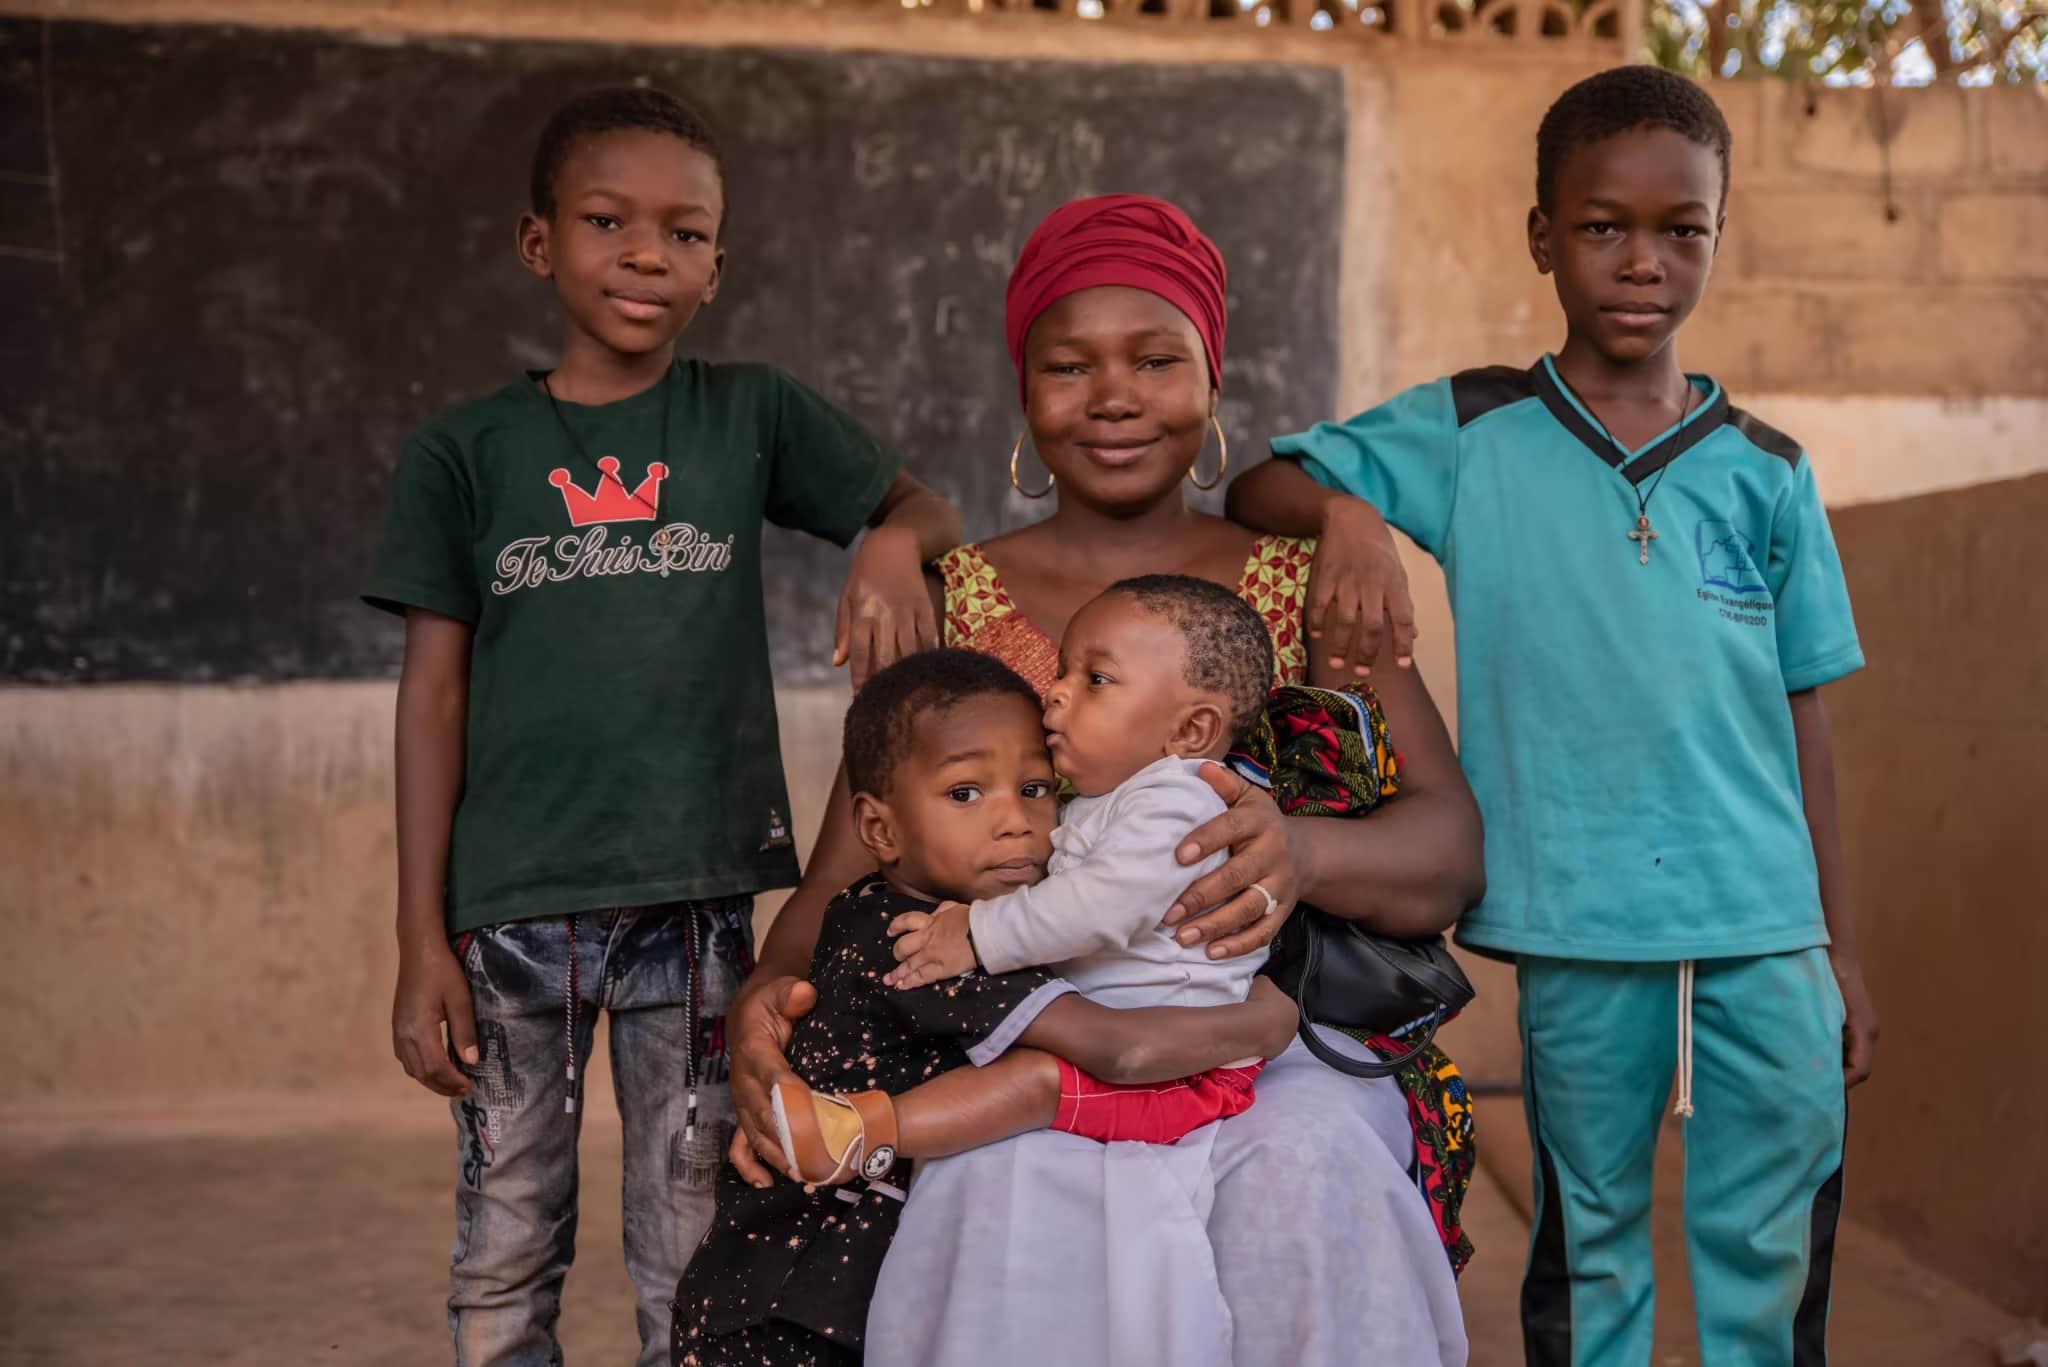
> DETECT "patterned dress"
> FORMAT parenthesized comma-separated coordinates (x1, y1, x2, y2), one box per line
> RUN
(929, 534, 1477, 1267)
(935, 533, 1315, 695)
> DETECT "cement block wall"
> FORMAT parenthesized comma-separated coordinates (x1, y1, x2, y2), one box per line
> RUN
(3, 0, 2044, 1320)
(1371, 73, 2048, 400)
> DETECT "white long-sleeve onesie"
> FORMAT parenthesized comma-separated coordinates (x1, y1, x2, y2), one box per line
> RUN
(967, 755, 1268, 1012)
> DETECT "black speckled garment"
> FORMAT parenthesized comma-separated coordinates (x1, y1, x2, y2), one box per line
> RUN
(672, 873, 1063, 1362)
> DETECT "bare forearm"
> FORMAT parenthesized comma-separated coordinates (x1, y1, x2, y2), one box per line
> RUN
(751, 893, 824, 991)
(748, 766, 873, 991)
(1291, 789, 1484, 936)
(1019, 992, 1288, 1084)
(724, 768, 880, 1169)
(395, 710, 462, 949)
(892, 985, 1296, 1159)
(1226, 457, 1345, 537)
(868, 472, 962, 564)
(1791, 688, 1859, 959)
(890, 1050, 1059, 1158)
(1792, 687, 1879, 1083)
(394, 615, 469, 952)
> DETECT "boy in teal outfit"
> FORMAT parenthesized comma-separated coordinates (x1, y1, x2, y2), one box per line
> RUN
(1230, 67, 1878, 1367)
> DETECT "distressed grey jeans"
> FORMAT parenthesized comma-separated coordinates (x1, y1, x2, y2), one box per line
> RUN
(447, 899, 753, 1367)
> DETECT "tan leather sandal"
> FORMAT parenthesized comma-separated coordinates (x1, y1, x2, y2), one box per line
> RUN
(770, 1081, 901, 1186)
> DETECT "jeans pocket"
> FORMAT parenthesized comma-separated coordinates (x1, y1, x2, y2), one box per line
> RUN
(449, 927, 488, 980)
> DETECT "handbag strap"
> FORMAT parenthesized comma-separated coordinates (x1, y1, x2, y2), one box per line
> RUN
(1294, 1003, 1443, 1079)
(1290, 918, 1443, 1080)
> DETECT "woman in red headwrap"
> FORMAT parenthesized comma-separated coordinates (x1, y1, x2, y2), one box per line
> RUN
(724, 195, 1481, 1367)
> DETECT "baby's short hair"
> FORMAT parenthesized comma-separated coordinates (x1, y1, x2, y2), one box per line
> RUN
(1535, 65, 1731, 212)
(1108, 575, 1273, 742)
(529, 86, 725, 221)
(844, 649, 1043, 798)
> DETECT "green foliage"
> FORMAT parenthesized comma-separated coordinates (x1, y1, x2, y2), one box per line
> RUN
(1648, 0, 2047, 82)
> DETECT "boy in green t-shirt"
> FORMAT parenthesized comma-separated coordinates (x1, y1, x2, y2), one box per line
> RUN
(1231, 68, 1877, 1367)
(360, 87, 959, 1367)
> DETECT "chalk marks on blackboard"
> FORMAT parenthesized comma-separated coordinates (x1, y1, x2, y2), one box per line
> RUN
(851, 120, 1107, 208)
(969, 233, 1016, 271)
(0, 22, 63, 268)
(215, 147, 406, 215)
(0, 175, 60, 265)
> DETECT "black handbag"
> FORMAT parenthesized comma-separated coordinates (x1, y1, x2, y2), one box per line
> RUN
(1230, 680, 1477, 1080)
(1264, 904, 1475, 1079)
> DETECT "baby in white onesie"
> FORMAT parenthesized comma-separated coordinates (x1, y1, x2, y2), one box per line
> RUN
(884, 573, 1277, 1141)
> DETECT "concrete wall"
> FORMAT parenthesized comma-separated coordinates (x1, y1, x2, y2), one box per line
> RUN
(1374, 73, 2048, 399)
(3, 0, 2045, 1320)
(0, 679, 848, 1103)
(1825, 475, 2048, 1323)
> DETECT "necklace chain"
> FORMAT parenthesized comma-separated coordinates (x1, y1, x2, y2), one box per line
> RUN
(1554, 369, 1701, 566)
(1620, 382, 1697, 520)
(542, 366, 673, 522)
(1575, 377, 1698, 493)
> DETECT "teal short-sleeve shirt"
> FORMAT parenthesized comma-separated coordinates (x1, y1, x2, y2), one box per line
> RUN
(362, 359, 896, 933)
(1273, 356, 1863, 962)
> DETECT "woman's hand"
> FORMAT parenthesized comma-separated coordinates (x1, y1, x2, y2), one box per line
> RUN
(1309, 497, 1416, 678)
(1162, 763, 1301, 960)
(724, 975, 819, 1187)
(834, 524, 939, 688)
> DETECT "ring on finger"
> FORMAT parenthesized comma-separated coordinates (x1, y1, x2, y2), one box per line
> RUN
(1249, 881, 1278, 918)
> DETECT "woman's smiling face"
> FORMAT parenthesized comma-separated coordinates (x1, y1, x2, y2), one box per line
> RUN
(1020, 286, 1215, 514)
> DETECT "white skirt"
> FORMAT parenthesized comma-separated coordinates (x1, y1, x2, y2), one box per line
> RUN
(865, 1028, 1469, 1367)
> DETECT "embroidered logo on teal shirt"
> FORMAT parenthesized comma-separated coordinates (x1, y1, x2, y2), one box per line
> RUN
(1695, 520, 1767, 593)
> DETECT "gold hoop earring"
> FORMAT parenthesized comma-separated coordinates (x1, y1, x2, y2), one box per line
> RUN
(1187, 415, 1228, 492)
(1010, 432, 1055, 499)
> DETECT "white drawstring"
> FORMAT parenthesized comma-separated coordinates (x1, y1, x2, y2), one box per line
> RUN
(1674, 959, 1696, 1120)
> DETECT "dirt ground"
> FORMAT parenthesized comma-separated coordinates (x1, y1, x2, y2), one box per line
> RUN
(0, 1093, 2027, 1366)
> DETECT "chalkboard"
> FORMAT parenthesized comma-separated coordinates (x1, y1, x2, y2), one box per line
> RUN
(0, 17, 1344, 683)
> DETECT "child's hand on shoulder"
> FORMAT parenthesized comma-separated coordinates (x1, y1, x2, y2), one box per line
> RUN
(1309, 497, 1417, 678)
(885, 901, 977, 989)
(835, 524, 939, 689)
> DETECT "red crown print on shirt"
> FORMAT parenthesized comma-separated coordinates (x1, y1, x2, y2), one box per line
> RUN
(548, 457, 669, 526)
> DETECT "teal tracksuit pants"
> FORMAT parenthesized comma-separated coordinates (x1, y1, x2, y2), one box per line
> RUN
(1517, 948, 1848, 1367)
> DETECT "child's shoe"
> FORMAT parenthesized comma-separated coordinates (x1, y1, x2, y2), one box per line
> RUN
(770, 1080, 900, 1186)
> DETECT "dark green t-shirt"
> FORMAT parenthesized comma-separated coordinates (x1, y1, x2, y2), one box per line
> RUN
(362, 359, 895, 933)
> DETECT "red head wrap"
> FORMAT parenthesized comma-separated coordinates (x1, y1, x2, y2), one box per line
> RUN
(1003, 193, 1228, 404)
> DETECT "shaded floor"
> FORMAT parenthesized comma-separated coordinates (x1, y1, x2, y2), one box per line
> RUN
(0, 1101, 641, 1367)
(1458, 1096, 2030, 1366)
(0, 1095, 2026, 1365)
